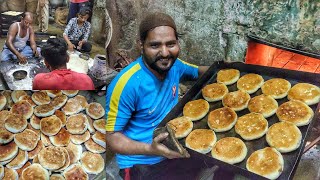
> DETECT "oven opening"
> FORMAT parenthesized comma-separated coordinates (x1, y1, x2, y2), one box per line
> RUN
(245, 36, 320, 73)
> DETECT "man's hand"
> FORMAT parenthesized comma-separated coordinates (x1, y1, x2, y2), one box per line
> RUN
(17, 54, 27, 64)
(77, 40, 84, 50)
(68, 43, 75, 52)
(33, 48, 39, 57)
(150, 132, 185, 159)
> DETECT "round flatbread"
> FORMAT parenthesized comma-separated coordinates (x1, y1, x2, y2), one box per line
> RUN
(0, 126, 14, 144)
(28, 140, 44, 160)
(50, 95, 68, 110)
(40, 133, 52, 147)
(0, 141, 18, 161)
(34, 104, 55, 117)
(5, 114, 27, 133)
(55, 147, 70, 172)
(15, 161, 31, 177)
(21, 163, 50, 180)
(93, 119, 106, 134)
(14, 129, 39, 151)
(65, 143, 82, 164)
(207, 107, 237, 132)
(92, 131, 105, 148)
(217, 69, 240, 85)
(66, 114, 88, 135)
(235, 113, 268, 140)
(50, 174, 65, 180)
(63, 164, 88, 180)
(86, 115, 96, 134)
(0, 94, 7, 110)
(183, 99, 210, 121)
(211, 137, 247, 164)
(61, 90, 79, 97)
(6, 149, 28, 169)
(2, 90, 14, 109)
(248, 94, 278, 118)
(10, 100, 33, 119)
(81, 152, 104, 174)
(3, 167, 18, 180)
(49, 128, 71, 147)
(30, 115, 41, 130)
(202, 83, 228, 102)
(246, 147, 284, 179)
(185, 129, 216, 154)
(70, 130, 90, 145)
(27, 123, 40, 136)
(86, 102, 105, 120)
(54, 110, 67, 127)
(18, 95, 36, 107)
(62, 98, 82, 116)
(276, 100, 314, 126)
(74, 95, 88, 110)
(40, 115, 62, 136)
(261, 78, 291, 99)
(222, 90, 251, 111)
(38, 146, 66, 170)
(46, 90, 63, 98)
(31, 91, 51, 105)
(84, 138, 105, 154)
(266, 121, 302, 153)
(167, 116, 193, 139)
(237, 73, 264, 94)
(11, 90, 28, 103)
(288, 83, 320, 105)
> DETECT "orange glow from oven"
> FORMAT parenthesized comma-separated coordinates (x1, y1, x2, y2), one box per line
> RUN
(245, 42, 320, 73)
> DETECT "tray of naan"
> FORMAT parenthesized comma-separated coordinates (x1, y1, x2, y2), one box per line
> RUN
(0, 90, 106, 180)
(157, 61, 320, 180)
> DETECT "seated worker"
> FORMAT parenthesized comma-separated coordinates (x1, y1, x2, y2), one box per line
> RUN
(63, 7, 92, 53)
(1, 12, 40, 64)
(32, 38, 95, 90)
(106, 12, 210, 179)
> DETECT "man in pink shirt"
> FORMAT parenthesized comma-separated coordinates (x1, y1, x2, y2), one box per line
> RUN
(67, 0, 90, 23)
(32, 38, 95, 90)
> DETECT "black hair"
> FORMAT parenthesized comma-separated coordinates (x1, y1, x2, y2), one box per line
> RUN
(41, 38, 68, 69)
(21, 12, 33, 19)
(78, 7, 91, 17)
(140, 29, 182, 44)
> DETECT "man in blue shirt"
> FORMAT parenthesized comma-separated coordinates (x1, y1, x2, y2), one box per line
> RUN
(106, 12, 209, 179)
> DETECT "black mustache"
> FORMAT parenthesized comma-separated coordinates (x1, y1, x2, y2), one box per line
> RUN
(155, 55, 174, 61)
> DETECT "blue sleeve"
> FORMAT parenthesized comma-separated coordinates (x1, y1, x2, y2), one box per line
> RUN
(63, 18, 74, 37)
(106, 75, 137, 132)
(176, 58, 199, 80)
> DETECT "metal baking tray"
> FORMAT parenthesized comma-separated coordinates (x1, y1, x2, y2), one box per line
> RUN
(157, 61, 320, 179)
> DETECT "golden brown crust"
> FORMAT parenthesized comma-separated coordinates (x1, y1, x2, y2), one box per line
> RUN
(38, 146, 66, 170)
(54, 110, 67, 127)
(276, 100, 314, 126)
(11, 90, 28, 103)
(288, 83, 320, 105)
(0, 141, 18, 161)
(6, 148, 28, 169)
(61, 90, 79, 97)
(40, 115, 62, 136)
(246, 147, 283, 179)
(0, 94, 7, 110)
(0, 126, 14, 144)
(28, 140, 44, 160)
(222, 90, 250, 111)
(167, 117, 193, 139)
(63, 164, 88, 180)
(93, 119, 106, 134)
(235, 113, 268, 140)
(14, 129, 39, 151)
(84, 138, 105, 154)
(81, 152, 105, 174)
(40, 133, 52, 147)
(2, 90, 14, 109)
(32, 91, 51, 105)
(10, 100, 33, 119)
(261, 78, 291, 99)
(74, 95, 88, 110)
(217, 69, 240, 85)
(50, 95, 68, 110)
(237, 73, 264, 94)
(266, 122, 301, 153)
(70, 130, 90, 145)
(86, 102, 105, 120)
(34, 104, 55, 117)
(19, 95, 36, 107)
(248, 94, 278, 118)
(211, 137, 247, 164)
(62, 98, 82, 115)
(50, 128, 71, 147)
(66, 114, 88, 135)
(207, 107, 237, 132)
(21, 163, 49, 180)
(185, 129, 216, 154)
(3, 167, 18, 180)
(56, 147, 70, 171)
(5, 114, 27, 133)
(183, 99, 209, 121)
(16, 161, 31, 177)
(65, 143, 82, 164)
(202, 83, 228, 102)
(46, 90, 63, 98)
(30, 115, 41, 129)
